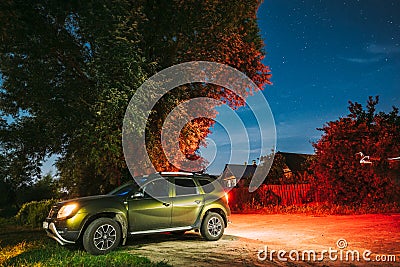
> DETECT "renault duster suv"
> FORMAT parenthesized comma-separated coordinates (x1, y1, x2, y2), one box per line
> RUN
(43, 172, 230, 255)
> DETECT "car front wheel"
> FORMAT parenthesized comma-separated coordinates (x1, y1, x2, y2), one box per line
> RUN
(201, 212, 224, 241)
(83, 218, 121, 255)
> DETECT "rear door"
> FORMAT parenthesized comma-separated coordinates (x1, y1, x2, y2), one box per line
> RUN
(171, 177, 204, 227)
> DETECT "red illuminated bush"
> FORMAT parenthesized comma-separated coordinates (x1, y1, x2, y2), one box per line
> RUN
(312, 96, 400, 205)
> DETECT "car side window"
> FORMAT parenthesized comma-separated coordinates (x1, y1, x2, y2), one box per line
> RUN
(174, 178, 198, 196)
(198, 179, 215, 194)
(109, 182, 138, 196)
(143, 179, 169, 198)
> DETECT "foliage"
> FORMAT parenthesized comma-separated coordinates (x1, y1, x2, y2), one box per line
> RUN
(0, 216, 15, 227)
(14, 173, 60, 207)
(15, 199, 56, 228)
(259, 152, 314, 185)
(255, 202, 400, 215)
(0, 206, 18, 221)
(139, 0, 271, 86)
(0, 0, 270, 198)
(312, 96, 400, 205)
(0, 177, 14, 208)
(229, 186, 400, 215)
(137, 0, 272, 173)
(1, 173, 59, 211)
(0, 0, 148, 198)
(261, 153, 286, 184)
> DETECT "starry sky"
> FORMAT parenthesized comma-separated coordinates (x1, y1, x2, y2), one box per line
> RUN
(202, 0, 400, 174)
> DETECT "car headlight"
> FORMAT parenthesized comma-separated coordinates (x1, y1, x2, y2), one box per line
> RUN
(57, 203, 78, 219)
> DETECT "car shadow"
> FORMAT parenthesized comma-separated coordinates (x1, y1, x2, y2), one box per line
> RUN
(56, 232, 239, 253)
(124, 231, 239, 247)
(125, 231, 201, 246)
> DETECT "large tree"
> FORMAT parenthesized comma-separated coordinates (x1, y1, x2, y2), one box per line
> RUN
(138, 0, 271, 173)
(312, 96, 400, 205)
(0, 0, 148, 196)
(0, 0, 271, 197)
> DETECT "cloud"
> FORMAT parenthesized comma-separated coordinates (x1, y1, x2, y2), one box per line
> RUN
(338, 55, 383, 64)
(276, 119, 320, 139)
(365, 44, 400, 54)
(338, 43, 400, 64)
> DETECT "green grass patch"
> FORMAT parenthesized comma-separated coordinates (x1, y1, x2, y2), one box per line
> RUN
(0, 225, 171, 267)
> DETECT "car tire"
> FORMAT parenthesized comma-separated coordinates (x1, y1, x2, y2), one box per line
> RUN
(83, 218, 121, 255)
(201, 212, 224, 241)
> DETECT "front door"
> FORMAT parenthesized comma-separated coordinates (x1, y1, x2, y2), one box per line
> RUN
(128, 178, 172, 232)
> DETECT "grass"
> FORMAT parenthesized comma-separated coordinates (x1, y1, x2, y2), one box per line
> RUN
(0, 222, 171, 267)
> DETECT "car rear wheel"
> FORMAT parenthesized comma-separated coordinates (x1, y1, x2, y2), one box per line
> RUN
(83, 218, 121, 255)
(201, 212, 224, 241)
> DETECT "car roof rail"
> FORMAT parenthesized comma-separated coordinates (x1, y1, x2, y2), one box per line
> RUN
(159, 171, 194, 176)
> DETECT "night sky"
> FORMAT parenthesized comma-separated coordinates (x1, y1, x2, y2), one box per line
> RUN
(203, 0, 400, 174)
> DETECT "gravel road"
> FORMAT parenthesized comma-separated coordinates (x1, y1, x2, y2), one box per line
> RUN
(127, 213, 400, 266)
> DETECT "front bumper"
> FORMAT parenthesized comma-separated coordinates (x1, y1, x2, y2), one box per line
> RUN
(43, 221, 78, 245)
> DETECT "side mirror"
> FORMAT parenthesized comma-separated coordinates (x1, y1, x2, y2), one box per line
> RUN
(132, 191, 144, 198)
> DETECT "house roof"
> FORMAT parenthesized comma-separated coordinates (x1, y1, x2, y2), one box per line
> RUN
(219, 164, 256, 180)
(276, 151, 314, 172)
(219, 152, 315, 180)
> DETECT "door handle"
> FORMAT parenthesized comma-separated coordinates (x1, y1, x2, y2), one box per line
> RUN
(194, 200, 201, 204)
(163, 202, 170, 207)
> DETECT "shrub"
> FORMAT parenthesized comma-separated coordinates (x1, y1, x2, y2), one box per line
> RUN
(253, 202, 400, 215)
(0, 216, 16, 227)
(15, 199, 57, 228)
(312, 97, 400, 205)
(0, 206, 18, 218)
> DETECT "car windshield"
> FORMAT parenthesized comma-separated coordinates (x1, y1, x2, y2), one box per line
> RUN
(108, 182, 139, 196)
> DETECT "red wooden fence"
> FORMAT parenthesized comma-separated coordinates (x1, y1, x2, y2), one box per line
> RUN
(229, 184, 327, 208)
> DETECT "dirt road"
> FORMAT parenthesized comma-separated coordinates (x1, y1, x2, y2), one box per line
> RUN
(127, 214, 400, 266)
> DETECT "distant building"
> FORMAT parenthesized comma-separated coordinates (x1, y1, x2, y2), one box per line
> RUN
(277, 152, 314, 183)
(219, 152, 315, 188)
(219, 163, 257, 188)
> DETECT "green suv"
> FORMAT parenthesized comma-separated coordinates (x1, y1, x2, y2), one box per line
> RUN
(43, 172, 230, 255)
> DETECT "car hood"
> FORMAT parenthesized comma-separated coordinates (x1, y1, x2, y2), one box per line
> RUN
(58, 194, 117, 205)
